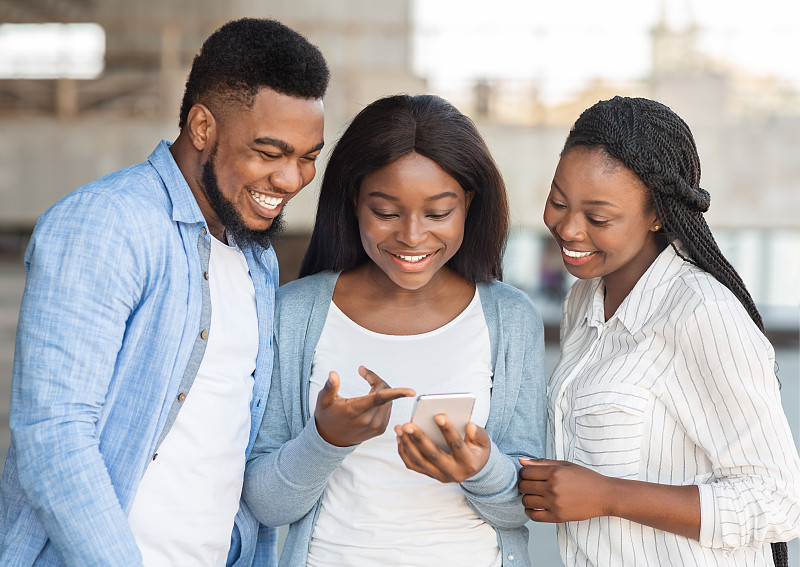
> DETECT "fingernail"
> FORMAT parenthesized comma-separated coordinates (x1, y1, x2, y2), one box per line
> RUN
(434, 415, 445, 426)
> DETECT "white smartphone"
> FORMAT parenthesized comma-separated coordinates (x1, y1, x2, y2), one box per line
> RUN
(410, 393, 476, 452)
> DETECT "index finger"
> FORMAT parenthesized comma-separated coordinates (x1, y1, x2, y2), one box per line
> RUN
(357, 366, 414, 401)
(358, 366, 386, 389)
(518, 460, 555, 480)
(519, 457, 559, 466)
(432, 415, 469, 454)
(370, 387, 416, 407)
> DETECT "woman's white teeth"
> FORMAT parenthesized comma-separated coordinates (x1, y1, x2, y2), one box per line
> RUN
(249, 190, 281, 210)
(563, 247, 594, 258)
(396, 253, 430, 263)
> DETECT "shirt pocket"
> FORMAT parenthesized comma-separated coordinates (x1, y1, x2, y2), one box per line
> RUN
(569, 384, 651, 480)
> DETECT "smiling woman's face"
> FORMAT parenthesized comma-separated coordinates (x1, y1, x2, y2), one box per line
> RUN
(543, 146, 663, 294)
(355, 151, 473, 292)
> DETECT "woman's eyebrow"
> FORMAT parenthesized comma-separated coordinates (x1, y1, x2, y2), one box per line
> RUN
(425, 191, 459, 201)
(552, 179, 621, 209)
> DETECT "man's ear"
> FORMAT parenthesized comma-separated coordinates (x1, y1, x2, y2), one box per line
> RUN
(185, 103, 216, 152)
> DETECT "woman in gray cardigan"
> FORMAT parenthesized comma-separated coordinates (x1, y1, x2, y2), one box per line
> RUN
(243, 94, 546, 567)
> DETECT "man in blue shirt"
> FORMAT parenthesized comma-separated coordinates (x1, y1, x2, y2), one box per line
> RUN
(0, 18, 328, 566)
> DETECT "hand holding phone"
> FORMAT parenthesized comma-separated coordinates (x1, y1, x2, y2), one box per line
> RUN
(410, 393, 476, 452)
(397, 392, 490, 483)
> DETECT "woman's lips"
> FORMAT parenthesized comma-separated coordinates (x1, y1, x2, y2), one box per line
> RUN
(388, 251, 436, 271)
(561, 246, 597, 266)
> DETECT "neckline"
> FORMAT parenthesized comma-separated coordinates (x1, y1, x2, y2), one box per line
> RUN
(329, 288, 481, 339)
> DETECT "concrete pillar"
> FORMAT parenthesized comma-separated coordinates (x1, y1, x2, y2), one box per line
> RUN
(160, 21, 182, 120)
(56, 78, 78, 118)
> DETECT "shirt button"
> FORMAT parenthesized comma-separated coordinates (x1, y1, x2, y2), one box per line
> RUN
(177, 393, 186, 402)
(204, 271, 209, 280)
(507, 554, 514, 561)
(200, 330, 208, 340)
(201, 227, 207, 235)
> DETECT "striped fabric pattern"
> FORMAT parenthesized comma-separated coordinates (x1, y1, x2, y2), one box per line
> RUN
(549, 244, 800, 566)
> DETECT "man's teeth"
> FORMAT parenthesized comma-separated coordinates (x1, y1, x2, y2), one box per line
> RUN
(249, 190, 282, 210)
(396, 253, 430, 263)
(563, 247, 594, 258)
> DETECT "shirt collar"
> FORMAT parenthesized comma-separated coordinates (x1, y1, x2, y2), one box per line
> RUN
(147, 139, 206, 226)
(583, 279, 606, 329)
(585, 243, 689, 333)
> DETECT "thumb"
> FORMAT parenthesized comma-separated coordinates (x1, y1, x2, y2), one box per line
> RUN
(465, 422, 491, 447)
(317, 371, 340, 408)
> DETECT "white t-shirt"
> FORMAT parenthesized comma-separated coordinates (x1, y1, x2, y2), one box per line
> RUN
(306, 290, 502, 567)
(129, 235, 258, 566)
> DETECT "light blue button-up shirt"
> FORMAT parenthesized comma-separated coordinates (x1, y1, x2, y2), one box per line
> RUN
(0, 140, 278, 566)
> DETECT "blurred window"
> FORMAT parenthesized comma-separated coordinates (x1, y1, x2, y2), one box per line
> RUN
(0, 23, 105, 79)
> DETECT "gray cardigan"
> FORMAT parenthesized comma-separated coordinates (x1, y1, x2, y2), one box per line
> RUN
(243, 272, 547, 567)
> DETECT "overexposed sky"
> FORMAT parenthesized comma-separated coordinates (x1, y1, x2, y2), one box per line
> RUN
(412, 0, 800, 103)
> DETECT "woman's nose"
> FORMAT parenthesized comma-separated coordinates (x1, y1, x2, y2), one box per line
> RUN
(396, 215, 426, 246)
(555, 213, 586, 242)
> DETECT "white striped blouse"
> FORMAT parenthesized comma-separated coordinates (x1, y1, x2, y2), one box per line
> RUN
(549, 244, 800, 566)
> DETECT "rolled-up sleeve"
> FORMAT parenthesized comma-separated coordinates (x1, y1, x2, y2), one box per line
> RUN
(676, 300, 800, 550)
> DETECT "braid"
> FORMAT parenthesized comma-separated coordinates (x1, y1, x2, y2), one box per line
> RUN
(649, 192, 764, 331)
(564, 96, 765, 333)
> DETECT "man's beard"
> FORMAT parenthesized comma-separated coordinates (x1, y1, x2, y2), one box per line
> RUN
(200, 144, 284, 249)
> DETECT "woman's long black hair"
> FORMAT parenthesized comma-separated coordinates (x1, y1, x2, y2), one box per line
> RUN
(299, 94, 509, 283)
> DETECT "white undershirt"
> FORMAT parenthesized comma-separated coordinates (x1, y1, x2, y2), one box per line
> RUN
(129, 235, 258, 567)
(307, 289, 501, 567)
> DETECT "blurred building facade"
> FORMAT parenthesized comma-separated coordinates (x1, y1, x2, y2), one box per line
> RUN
(0, 0, 426, 280)
(448, 16, 800, 326)
(0, 0, 798, 326)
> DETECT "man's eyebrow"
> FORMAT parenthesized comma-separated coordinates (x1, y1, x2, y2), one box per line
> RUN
(253, 137, 325, 155)
(254, 137, 292, 153)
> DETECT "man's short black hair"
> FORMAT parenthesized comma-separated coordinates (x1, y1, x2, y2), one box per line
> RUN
(178, 18, 329, 129)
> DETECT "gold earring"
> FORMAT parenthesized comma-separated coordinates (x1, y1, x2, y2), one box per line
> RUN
(654, 225, 661, 231)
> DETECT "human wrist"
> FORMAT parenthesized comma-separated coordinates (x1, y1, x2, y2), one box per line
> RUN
(601, 474, 625, 518)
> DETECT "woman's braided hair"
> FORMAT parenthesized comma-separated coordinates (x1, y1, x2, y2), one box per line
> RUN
(565, 95, 787, 567)
(563, 96, 764, 332)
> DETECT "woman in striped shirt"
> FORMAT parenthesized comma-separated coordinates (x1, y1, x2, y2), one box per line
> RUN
(518, 96, 800, 566)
